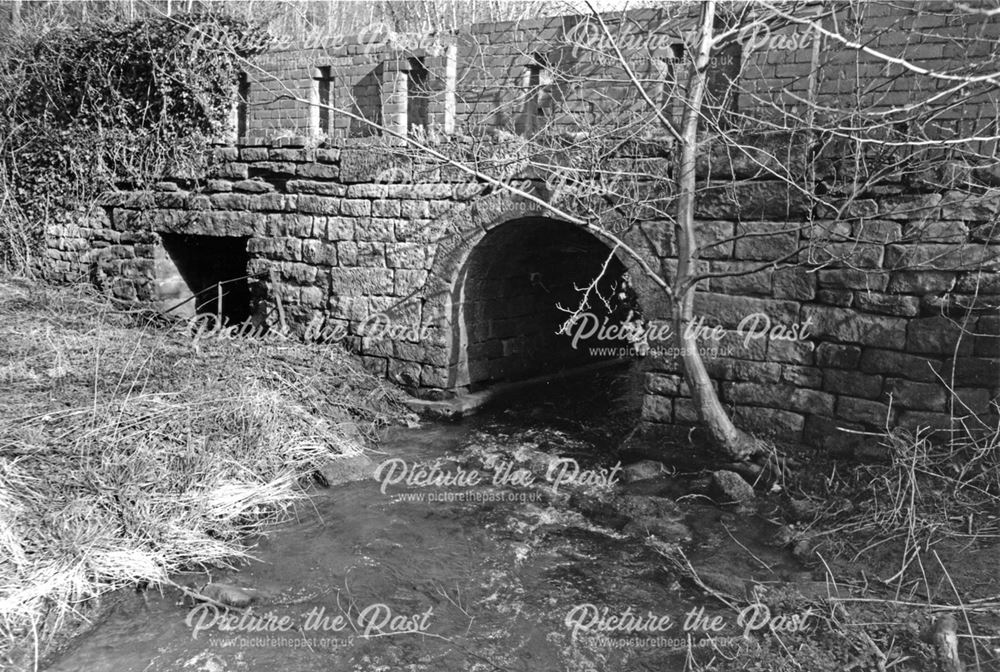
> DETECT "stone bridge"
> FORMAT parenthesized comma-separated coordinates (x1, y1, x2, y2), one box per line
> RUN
(48, 137, 1000, 454)
(43, 3, 1000, 452)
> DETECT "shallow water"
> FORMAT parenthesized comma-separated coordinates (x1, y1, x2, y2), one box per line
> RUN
(45, 369, 803, 672)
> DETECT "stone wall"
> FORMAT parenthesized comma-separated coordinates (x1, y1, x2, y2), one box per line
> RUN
(238, 3, 998, 148)
(46, 137, 1000, 454)
(641, 186, 1000, 455)
(42, 0, 1000, 454)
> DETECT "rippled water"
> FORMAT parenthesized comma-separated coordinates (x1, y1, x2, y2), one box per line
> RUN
(45, 367, 802, 672)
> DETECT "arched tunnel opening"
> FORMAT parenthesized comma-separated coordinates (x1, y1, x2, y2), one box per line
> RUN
(455, 217, 641, 393)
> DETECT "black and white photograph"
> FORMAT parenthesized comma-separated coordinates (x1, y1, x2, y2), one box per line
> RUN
(1, 0, 998, 669)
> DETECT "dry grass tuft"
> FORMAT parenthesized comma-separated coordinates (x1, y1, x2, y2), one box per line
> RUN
(0, 279, 406, 668)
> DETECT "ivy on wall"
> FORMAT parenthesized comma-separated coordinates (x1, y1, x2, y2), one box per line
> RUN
(0, 12, 270, 270)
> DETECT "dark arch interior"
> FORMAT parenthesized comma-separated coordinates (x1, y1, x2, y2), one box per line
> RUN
(459, 217, 634, 391)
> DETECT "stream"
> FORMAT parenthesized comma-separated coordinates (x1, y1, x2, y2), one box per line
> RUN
(45, 366, 808, 672)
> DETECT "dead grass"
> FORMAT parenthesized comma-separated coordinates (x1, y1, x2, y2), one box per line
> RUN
(0, 278, 407, 669)
(657, 416, 1000, 672)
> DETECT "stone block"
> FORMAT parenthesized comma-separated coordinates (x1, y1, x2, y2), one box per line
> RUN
(903, 220, 968, 243)
(802, 242, 884, 269)
(284, 214, 315, 237)
(875, 193, 942, 220)
(346, 184, 389, 199)
(394, 269, 428, 295)
(337, 242, 358, 266)
(209, 193, 253, 210)
(340, 148, 410, 183)
(355, 242, 386, 267)
(248, 237, 302, 261)
(340, 199, 373, 217)
(298, 195, 341, 215)
(329, 268, 395, 295)
(940, 188, 1000, 221)
(732, 406, 805, 439)
(885, 378, 946, 411)
(325, 217, 355, 241)
(371, 199, 401, 218)
(944, 356, 1000, 388)
(641, 395, 673, 423)
(302, 240, 338, 266)
(154, 192, 188, 208)
(673, 398, 700, 424)
(315, 148, 340, 163)
(897, 410, 955, 433)
(956, 270, 1000, 294)
(187, 211, 255, 236)
(885, 243, 1000, 271)
(420, 365, 449, 388)
(836, 396, 894, 426)
(206, 179, 233, 192)
(974, 316, 999, 357)
(724, 381, 835, 415)
(859, 348, 942, 382)
(358, 218, 397, 242)
(692, 293, 799, 330)
(780, 365, 823, 388)
(695, 220, 735, 258)
(816, 289, 853, 306)
(250, 162, 297, 177)
(816, 343, 862, 369)
(300, 286, 325, 307)
(297, 163, 340, 180)
(694, 182, 810, 220)
(767, 338, 815, 365)
(278, 262, 317, 284)
(906, 316, 974, 355)
(387, 243, 430, 269)
(707, 358, 781, 382)
(854, 292, 920, 316)
(287, 180, 348, 196)
(645, 372, 682, 395)
(400, 200, 431, 219)
(232, 180, 275, 194)
(817, 269, 889, 291)
(257, 194, 296, 212)
(733, 221, 800, 261)
(708, 261, 773, 296)
(270, 148, 315, 162)
(801, 305, 907, 349)
(953, 387, 995, 415)
(239, 147, 269, 161)
(823, 370, 884, 399)
(209, 163, 248, 180)
(408, 184, 454, 199)
(886, 271, 956, 294)
(773, 267, 816, 300)
(853, 219, 902, 243)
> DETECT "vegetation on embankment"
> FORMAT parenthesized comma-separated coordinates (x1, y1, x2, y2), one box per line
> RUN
(0, 278, 405, 669)
(667, 418, 1000, 672)
(0, 12, 269, 274)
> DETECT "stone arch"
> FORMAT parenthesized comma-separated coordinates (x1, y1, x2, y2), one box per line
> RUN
(421, 195, 654, 394)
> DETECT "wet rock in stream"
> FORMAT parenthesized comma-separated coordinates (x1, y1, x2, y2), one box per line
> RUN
(621, 459, 670, 483)
(569, 492, 691, 543)
(709, 469, 755, 504)
(198, 582, 257, 608)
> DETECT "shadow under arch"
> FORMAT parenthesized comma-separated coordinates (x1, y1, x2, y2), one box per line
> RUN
(444, 215, 641, 392)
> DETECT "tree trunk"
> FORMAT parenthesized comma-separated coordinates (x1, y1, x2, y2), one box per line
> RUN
(673, 0, 761, 461)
